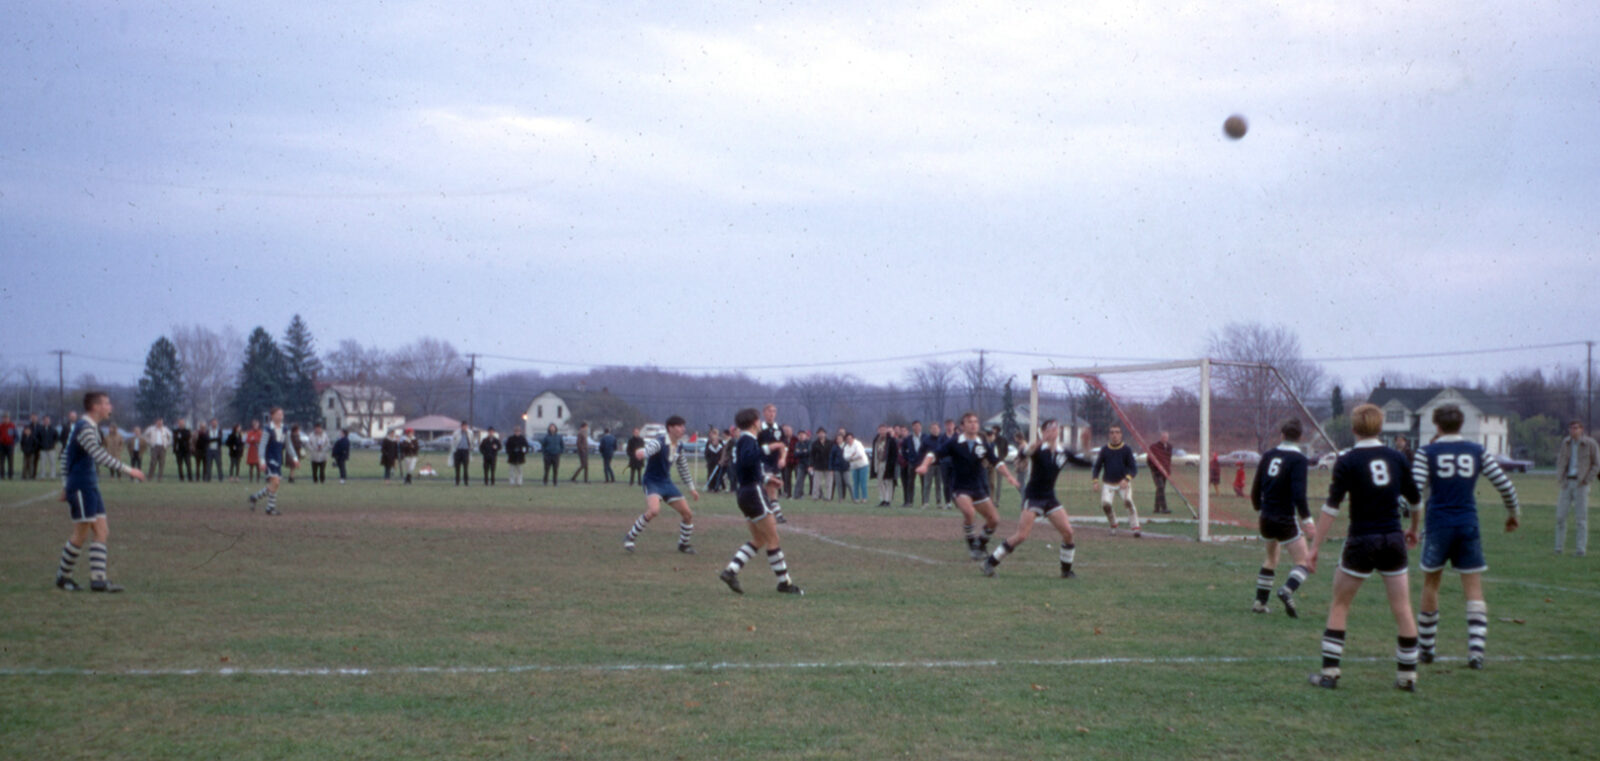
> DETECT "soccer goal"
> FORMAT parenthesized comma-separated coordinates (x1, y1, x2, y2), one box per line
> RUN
(1029, 359, 1337, 542)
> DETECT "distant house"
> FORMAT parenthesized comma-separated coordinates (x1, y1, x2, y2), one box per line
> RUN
(523, 388, 644, 435)
(1365, 386, 1510, 455)
(397, 414, 463, 443)
(986, 404, 1091, 445)
(319, 383, 405, 438)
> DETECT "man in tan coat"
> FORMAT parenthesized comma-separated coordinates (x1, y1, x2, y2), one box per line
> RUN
(1554, 420, 1600, 557)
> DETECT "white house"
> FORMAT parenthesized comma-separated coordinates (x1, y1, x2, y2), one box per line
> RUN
(319, 383, 406, 438)
(524, 390, 574, 434)
(1366, 385, 1510, 456)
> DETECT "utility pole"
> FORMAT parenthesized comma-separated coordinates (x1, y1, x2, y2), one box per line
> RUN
(977, 348, 987, 417)
(466, 353, 478, 427)
(1587, 340, 1594, 431)
(51, 350, 67, 420)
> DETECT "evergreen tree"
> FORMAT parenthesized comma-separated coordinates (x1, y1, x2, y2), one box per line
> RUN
(135, 337, 185, 424)
(1000, 379, 1019, 440)
(281, 314, 323, 425)
(231, 327, 288, 423)
(1330, 385, 1344, 418)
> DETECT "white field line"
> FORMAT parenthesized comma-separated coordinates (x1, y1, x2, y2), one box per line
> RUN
(1, 490, 61, 509)
(4, 653, 1597, 678)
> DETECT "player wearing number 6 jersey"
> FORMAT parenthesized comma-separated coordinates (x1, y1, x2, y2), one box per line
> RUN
(1306, 404, 1423, 692)
(1249, 419, 1316, 617)
(1411, 404, 1520, 670)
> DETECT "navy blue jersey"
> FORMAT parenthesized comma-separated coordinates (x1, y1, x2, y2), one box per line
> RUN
(1325, 442, 1421, 536)
(1091, 443, 1138, 483)
(757, 423, 783, 470)
(733, 432, 765, 489)
(62, 419, 125, 491)
(642, 434, 696, 489)
(259, 423, 294, 466)
(1251, 445, 1310, 521)
(1023, 445, 1092, 501)
(933, 435, 998, 491)
(1412, 437, 1518, 529)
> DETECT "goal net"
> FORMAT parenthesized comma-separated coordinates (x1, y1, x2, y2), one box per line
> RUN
(1029, 360, 1337, 541)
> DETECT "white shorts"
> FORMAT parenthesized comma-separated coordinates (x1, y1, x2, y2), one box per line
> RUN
(1100, 482, 1132, 505)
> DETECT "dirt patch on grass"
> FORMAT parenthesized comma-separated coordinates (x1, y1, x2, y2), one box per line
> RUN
(288, 511, 625, 533)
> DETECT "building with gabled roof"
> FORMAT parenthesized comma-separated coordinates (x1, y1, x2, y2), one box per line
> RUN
(1365, 385, 1510, 455)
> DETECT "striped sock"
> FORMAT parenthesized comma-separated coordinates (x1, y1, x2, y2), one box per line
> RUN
(1284, 565, 1308, 593)
(267, 493, 278, 513)
(57, 541, 81, 578)
(1466, 601, 1488, 660)
(1321, 629, 1346, 677)
(725, 543, 756, 574)
(980, 525, 996, 548)
(251, 487, 269, 500)
(766, 548, 791, 585)
(1256, 567, 1275, 604)
(88, 542, 108, 582)
(1397, 635, 1419, 679)
(677, 522, 694, 547)
(1417, 610, 1439, 655)
(1060, 543, 1075, 574)
(990, 540, 1015, 566)
(625, 514, 652, 542)
(962, 523, 977, 548)
(770, 501, 784, 519)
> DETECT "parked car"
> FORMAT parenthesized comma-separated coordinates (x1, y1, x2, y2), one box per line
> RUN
(1135, 448, 1201, 468)
(1493, 454, 1533, 473)
(344, 432, 376, 449)
(1216, 450, 1262, 466)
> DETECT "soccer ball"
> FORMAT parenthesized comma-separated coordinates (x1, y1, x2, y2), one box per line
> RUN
(1223, 115, 1248, 140)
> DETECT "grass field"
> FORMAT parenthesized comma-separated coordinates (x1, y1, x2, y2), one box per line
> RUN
(2, 454, 1596, 760)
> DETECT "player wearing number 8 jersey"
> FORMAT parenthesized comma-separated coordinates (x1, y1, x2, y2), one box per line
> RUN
(1307, 404, 1423, 691)
(1411, 404, 1520, 670)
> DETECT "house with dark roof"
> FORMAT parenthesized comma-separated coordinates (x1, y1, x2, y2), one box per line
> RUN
(1365, 385, 1510, 455)
(522, 388, 644, 436)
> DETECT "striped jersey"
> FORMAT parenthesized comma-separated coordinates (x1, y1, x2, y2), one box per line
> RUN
(61, 419, 126, 491)
(258, 422, 296, 466)
(642, 434, 696, 490)
(1411, 436, 1519, 529)
(1323, 440, 1421, 536)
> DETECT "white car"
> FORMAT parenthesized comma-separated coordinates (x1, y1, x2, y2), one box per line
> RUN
(1135, 448, 1202, 468)
(1216, 450, 1262, 466)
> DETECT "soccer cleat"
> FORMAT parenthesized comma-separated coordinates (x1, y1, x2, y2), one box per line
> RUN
(1395, 676, 1417, 692)
(968, 546, 986, 561)
(90, 580, 124, 593)
(776, 581, 804, 595)
(1132, 526, 1142, 538)
(719, 569, 743, 595)
(55, 575, 82, 592)
(1251, 601, 1269, 614)
(1419, 649, 1435, 664)
(1468, 655, 1485, 670)
(1276, 588, 1298, 618)
(980, 558, 997, 577)
(776, 514, 788, 524)
(677, 543, 696, 555)
(622, 537, 636, 553)
(264, 507, 280, 516)
(1060, 568, 1077, 580)
(1308, 673, 1338, 690)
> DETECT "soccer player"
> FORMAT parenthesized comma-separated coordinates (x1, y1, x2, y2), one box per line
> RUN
(622, 415, 700, 554)
(981, 418, 1092, 579)
(719, 408, 803, 595)
(1411, 404, 1520, 670)
(916, 412, 1020, 560)
(1250, 419, 1316, 616)
(1090, 425, 1141, 537)
(757, 403, 788, 523)
(54, 392, 145, 592)
(246, 407, 298, 516)
(1306, 404, 1423, 691)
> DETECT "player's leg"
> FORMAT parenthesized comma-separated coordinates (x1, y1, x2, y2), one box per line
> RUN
(1049, 508, 1078, 577)
(953, 493, 983, 559)
(1099, 484, 1119, 533)
(56, 502, 94, 591)
(765, 476, 787, 522)
(1120, 482, 1141, 536)
(87, 515, 121, 592)
(1274, 536, 1313, 618)
(1460, 572, 1489, 668)
(1417, 570, 1444, 664)
(1312, 570, 1364, 688)
(668, 497, 696, 554)
(263, 474, 282, 515)
(624, 493, 663, 551)
(1382, 569, 1420, 690)
(973, 496, 1001, 553)
(1254, 540, 1280, 613)
(983, 505, 1039, 576)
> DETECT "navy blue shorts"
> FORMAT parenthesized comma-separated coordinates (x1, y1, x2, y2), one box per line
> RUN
(1421, 521, 1486, 573)
(264, 459, 283, 478)
(1340, 531, 1409, 579)
(953, 486, 991, 505)
(1023, 497, 1063, 516)
(643, 478, 684, 502)
(66, 488, 105, 523)
(1258, 514, 1304, 543)
(736, 485, 773, 522)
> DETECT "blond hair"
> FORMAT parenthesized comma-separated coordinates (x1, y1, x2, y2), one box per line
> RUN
(1350, 403, 1384, 438)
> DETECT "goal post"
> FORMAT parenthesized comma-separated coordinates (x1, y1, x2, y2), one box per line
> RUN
(1030, 358, 1337, 542)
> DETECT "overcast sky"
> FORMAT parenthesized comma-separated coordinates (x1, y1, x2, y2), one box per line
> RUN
(2, 1, 1596, 392)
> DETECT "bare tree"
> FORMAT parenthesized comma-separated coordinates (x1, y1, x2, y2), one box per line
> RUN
(1206, 322, 1327, 450)
(324, 339, 396, 435)
(171, 324, 243, 423)
(783, 373, 855, 430)
(904, 360, 956, 423)
(959, 355, 1000, 418)
(387, 337, 468, 418)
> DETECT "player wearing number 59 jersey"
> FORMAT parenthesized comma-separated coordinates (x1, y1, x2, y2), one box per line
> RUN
(1410, 404, 1520, 670)
(1307, 404, 1423, 692)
